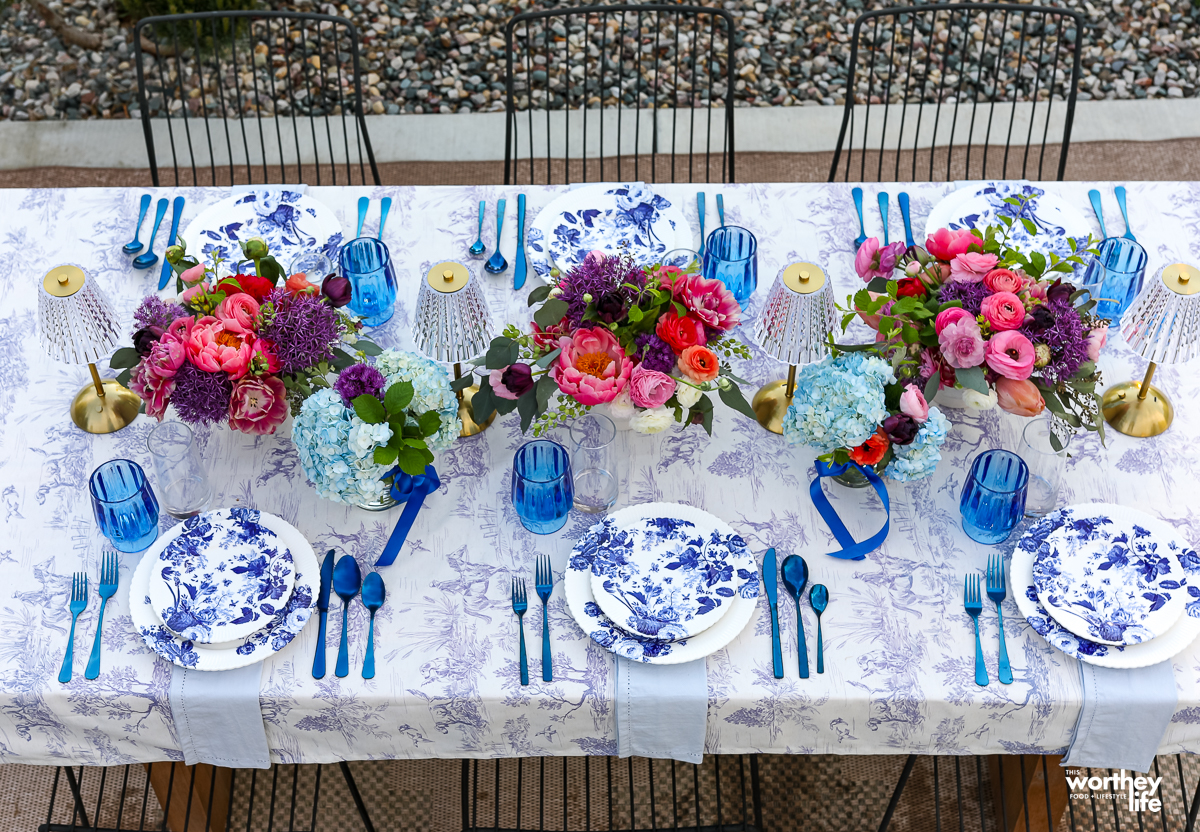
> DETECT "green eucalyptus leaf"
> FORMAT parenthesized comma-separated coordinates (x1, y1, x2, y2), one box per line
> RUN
(533, 298, 570, 329)
(718, 382, 757, 422)
(357, 340, 383, 357)
(352, 394, 386, 424)
(517, 390, 537, 432)
(527, 284, 552, 306)
(109, 347, 142, 370)
(471, 378, 497, 423)
(535, 374, 557, 412)
(923, 373, 940, 404)
(955, 366, 989, 395)
(116, 368, 132, 388)
(450, 374, 476, 392)
(484, 338, 521, 370)
(535, 348, 562, 369)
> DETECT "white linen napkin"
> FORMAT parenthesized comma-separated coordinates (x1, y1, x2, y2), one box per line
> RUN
(615, 657, 707, 764)
(1062, 660, 1177, 773)
(169, 664, 270, 768)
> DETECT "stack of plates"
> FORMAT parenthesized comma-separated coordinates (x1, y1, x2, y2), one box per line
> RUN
(1011, 503, 1200, 668)
(128, 508, 318, 671)
(181, 191, 343, 271)
(564, 503, 760, 665)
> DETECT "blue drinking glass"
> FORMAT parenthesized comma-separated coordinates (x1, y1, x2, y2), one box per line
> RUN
(340, 237, 398, 327)
(960, 450, 1029, 545)
(512, 440, 574, 535)
(89, 459, 160, 553)
(1079, 237, 1148, 329)
(702, 226, 757, 306)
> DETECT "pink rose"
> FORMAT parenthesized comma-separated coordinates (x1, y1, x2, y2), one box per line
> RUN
(985, 330, 1036, 380)
(934, 306, 973, 336)
(980, 291, 1026, 331)
(181, 281, 209, 303)
(1086, 327, 1108, 362)
(215, 293, 261, 336)
(228, 375, 289, 435)
(180, 264, 207, 285)
(948, 252, 999, 283)
(854, 237, 907, 280)
(938, 318, 986, 369)
(669, 272, 741, 332)
(551, 327, 633, 406)
(628, 364, 677, 409)
(995, 377, 1045, 417)
(898, 384, 929, 423)
(926, 227, 983, 260)
(983, 268, 1023, 294)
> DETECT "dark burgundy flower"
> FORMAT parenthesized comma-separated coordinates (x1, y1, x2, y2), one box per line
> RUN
(594, 290, 627, 323)
(133, 327, 160, 357)
(1047, 279, 1073, 305)
(881, 413, 919, 445)
(321, 275, 353, 308)
(1029, 304, 1056, 329)
(500, 363, 535, 397)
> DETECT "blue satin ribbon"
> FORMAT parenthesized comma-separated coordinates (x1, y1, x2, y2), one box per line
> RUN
(376, 465, 440, 567)
(809, 460, 891, 561)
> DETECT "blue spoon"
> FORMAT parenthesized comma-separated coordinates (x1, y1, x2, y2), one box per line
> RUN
(898, 192, 915, 248)
(810, 584, 828, 674)
(123, 194, 151, 255)
(716, 193, 725, 227)
(697, 192, 706, 258)
(333, 556, 361, 679)
(878, 192, 890, 246)
(852, 188, 867, 248)
(132, 198, 169, 270)
(1089, 189, 1107, 239)
(780, 555, 810, 680)
(1115, 186, 1135, 241)
(361, 572, 384, 679)
(378, 197, 392, 240)
(158, 196, 185, 290)
(469, 200, 486, 258)
(484, 198, 508, 274)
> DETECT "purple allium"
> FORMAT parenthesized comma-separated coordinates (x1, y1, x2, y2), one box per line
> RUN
(261, 289, 340, 373)
(171, 362, 233, 425)
(557, 254, 647, 329)
(634, 331, 676, 374)
(334, 363, 386, 407)
(132, 296, 186, 337)
(1022, 297, 1088, 384)
(937, 281, 992, 315)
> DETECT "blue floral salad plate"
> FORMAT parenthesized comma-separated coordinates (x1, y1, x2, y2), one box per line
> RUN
(1012, 508, 1200, 669)
(180, 191, 343, 272)
(149, 508, 295, 645)
(129, 509, 317, 671)
(923, 181, 1091, 262)
(527, 183, 692, 282)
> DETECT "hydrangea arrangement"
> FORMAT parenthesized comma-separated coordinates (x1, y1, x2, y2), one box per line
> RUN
(849, 194, 1107, 440)
(783, 352, 951, 483)
(292, 350, 460, 504)
(464, 253, 757, 436)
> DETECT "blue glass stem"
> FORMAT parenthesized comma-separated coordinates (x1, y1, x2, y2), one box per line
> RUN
(335, 602, 350, 678)
(518, 618, 529, 686)
(363, 614, 376, 680)
(84, 597, 108, 680)
(996, 604, 1013, 685)
(796, 599, 809, 679)
(541, 603, 551, 682)
(973, 618, 988, 687)
(58, 614, 79, 684)
(769, 604, 783, 679)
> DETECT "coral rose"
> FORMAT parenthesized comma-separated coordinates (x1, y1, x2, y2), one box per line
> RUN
(655, 309, 707, 353)
(979, 291, 1026, 331)
(228, 375, 290, 435)
(670, 272, 741, 332)
(938, 318, 987, 369)
(983, 268, 1023, 294)
(949, 252, 999, 284)
(995, 377, 1046, 417)
(934, 306, 973, 335)
(552, 327, 632, 406)
(628, 364, 677, 409)
(848, 427, 890, 467)
(926, 227, 983, 261)
(984, 330, 1036, 380)
(284, 274, 320, 296)
(215, 293, 261, 336)
(677, 345, 720, 383)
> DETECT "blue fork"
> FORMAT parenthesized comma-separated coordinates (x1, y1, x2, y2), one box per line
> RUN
(59, 573, 88, 684)
(512, 577, 529, 686)
(535, 555, 554, 682)
(85, 553, 119, 680)
(987, 554, 1013, 685)
(965, 574, 987, 687)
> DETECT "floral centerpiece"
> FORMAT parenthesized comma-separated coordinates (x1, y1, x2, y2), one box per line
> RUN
(110, 239, 374, 435)
(783, 351, 950, 484)
(291, 350, 460, 505)
(464, 253, 757, 435)
(849, 195, 1107, 439)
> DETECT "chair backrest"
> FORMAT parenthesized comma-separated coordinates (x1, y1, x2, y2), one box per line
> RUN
(829, 3, 1085, 183)
(135, 11, 380, 187)
(504, 4, 737, 186)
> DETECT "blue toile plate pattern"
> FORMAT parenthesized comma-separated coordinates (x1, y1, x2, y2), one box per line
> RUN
(180, 191, 343, 271)
(1032, 503, 1189, 646)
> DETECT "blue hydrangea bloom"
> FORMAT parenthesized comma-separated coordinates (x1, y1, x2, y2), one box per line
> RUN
(782, 353, 895, 453)
(884, 407, 950, 482)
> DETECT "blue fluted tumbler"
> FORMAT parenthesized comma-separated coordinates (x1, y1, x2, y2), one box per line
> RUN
(1079, 237, 1148, 329)
(90, 459, 160, 553)
(512, 440, 574, 535)
(341, 237, 398, 327)
(960, 450, 1029, 545)
(702, 226, 757, 306)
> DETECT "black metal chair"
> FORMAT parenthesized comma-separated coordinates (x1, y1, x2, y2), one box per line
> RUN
(829, 4, 1085, 184)
(134, 11, 381, 188)
(504, 5, 737, 186)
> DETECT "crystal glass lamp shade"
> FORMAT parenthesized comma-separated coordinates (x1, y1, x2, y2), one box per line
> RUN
(38, 265, 122, 364)
(414, 260, 494, 363)
(753, 262, 838, 364)
(1120, 263, 1200, 364)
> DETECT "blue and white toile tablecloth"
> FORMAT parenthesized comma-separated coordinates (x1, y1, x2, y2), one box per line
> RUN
(1, 181, 1199, 766)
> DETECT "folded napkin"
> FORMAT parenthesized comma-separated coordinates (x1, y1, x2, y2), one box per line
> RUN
(615, 657, 706, 764)
(169, 663, 270, 768)
(1062, 660, 1177, 773)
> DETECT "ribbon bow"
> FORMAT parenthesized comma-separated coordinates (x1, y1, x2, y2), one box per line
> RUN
(375, 465, 441, 567)
(808, 459, 890, 561)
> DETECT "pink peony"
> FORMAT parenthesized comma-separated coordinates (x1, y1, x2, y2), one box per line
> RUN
(934, 306, 974, 335)
(129, 359, 175, 420)
(948, 252, 999, 283)
(938, 318, 987, 369)
(183, 316, 252, 379)
(995, 377, 1045, 417)
(854, 237, 907, 280)
(552, 327, 633, 406)
(181, 281, 210, 303)
(180, 264, 207, 285)
(670, 272, 741, 332)
(979, 291, 1026, 331)
(215, 293, 261, 336)
(926, 227, 984, 261)
(898, 384, 930, 423)
(1086, 327, 1108, 362)
(983, 268, 1023, 294)
(985, 330, 1036, 380)
(628, 364, 677, 409)
(228, 375, 289, 435)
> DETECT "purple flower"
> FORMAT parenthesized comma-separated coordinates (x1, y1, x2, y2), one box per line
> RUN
(334, 363, 386, 407)
(133, 327, 161, 357)
(634, 332, 676, 374)
(132, 296, 185, 337)
(881, 413, 919, 445)
(937, 280, 992, 315)
(170, 361, 233, 425)
(1021, 296, 1088, 384)
(501, 363, 535, 396)
(260, 289, 341, 373)
(557, 254, 647, 329)
(321, 275, 352, 308)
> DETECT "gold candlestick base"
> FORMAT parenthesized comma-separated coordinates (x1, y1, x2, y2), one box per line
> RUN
(458, 384, 496, 437)
(70, 378, 140, 434)
(1102, 381, 1173, 437)
(751, 364, 798, 435)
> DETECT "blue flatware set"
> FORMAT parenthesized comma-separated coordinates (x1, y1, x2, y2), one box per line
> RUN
(762, 548, 830, 680)
(312, 550, 388, 680)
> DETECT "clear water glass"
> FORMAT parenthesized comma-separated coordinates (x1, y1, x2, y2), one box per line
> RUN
(289, 251, 334, 280)
(340, 237, 397, 327)
(512, 440, 574, 535)
(1019, 419, 1070, 519)
(702, 226, 757, 306)
(960, 450, 1029, 545)
(1079, 237, 1148, 329)
(90, 459, 160, 553)
(147, 421, 213, 520)
(569, 413, 618, 513)
(660, 248, 699, 270)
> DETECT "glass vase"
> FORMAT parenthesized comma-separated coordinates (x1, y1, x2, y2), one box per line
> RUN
(354, 492, 398, 512)
(831, 466, 872, 489)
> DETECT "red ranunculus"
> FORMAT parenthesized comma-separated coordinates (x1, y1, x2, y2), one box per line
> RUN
(218, 273, 276, 303)
(847, 427, 891, 467)
(896, 277, 927, 298)
(655, 309, 707, 354)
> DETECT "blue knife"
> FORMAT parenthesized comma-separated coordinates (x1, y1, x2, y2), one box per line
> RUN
(898, 192, 915, 248)
(312, 549, 335, 679)
(763, 547, 783, 679)
(878, 192, 890, 246)
(514, 193, 528, 290)
(157, 196, 185, 290)
(697, 192, 706, 258)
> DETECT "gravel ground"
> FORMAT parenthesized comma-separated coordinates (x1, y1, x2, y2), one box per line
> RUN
(1, 0, 1199, 122)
